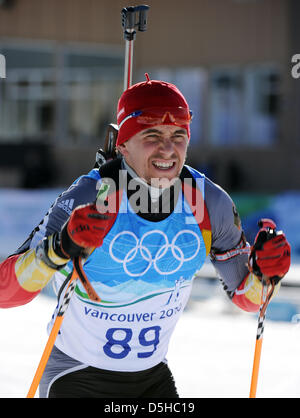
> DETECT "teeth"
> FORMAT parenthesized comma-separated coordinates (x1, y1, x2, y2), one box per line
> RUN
(153, 161, 174, 169)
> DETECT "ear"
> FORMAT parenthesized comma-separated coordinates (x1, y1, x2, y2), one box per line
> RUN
(116, 143, 128, 157)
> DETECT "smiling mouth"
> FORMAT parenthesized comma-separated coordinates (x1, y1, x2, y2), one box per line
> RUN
(152, 161, 176, 170)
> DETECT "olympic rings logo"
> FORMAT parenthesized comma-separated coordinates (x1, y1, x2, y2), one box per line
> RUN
(109, 229, 201, 277)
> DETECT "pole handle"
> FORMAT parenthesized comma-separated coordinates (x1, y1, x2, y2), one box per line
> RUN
(137, 5, 150, 31)
(122, 5, 150, 40)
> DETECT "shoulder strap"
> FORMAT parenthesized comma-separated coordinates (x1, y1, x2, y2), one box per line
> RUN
(180, 166, 212, 256)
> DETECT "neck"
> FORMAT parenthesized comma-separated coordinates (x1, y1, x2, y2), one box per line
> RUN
(122, 158, 165, 201)
(120, 157, 181, 221)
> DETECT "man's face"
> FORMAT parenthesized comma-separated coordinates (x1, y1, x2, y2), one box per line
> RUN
(117, 125, 189, 188)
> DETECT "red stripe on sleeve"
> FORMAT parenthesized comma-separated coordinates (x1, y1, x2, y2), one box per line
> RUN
(232, 291, 260, 313)
(0, 254, 40, 309)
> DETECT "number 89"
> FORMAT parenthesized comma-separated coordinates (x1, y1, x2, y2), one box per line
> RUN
(103, 326, 161, 360)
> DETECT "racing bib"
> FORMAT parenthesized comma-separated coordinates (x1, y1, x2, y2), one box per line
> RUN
(50, 168, 210, 371)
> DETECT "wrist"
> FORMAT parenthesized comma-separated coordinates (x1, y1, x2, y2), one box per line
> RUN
(59, 223, 86, 258)
(49, 233, 71, 265)
(36, 234, 70, 270)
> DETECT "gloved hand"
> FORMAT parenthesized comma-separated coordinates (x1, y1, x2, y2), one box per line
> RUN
(57, 202, 116, 259)
(248, 219, 291, 284)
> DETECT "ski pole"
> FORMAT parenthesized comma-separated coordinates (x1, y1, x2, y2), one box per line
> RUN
(248, 219, 279, 398)
(26, 256, 100, 398)
(99, 5, 150, 161)
(26, 264, 77, 398)
(249, 278, 275, 398)
(122, 5, 150, 90)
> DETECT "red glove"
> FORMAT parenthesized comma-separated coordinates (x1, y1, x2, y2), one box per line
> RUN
(255, 233, 291, 278)
(58, 202, 117, 258)
(249, 219, 291, 283)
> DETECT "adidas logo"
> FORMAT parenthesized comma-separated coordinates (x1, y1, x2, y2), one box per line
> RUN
(58, 198, 75, 215)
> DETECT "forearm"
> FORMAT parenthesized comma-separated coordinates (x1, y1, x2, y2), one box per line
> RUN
(0, 235, 69, 309)
(0, 173, 102, 309)
(212, 252, 280, 313)
(0, 254, 41, 308)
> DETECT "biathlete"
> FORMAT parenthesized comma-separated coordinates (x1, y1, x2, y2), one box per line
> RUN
(0, 76, 291, 397)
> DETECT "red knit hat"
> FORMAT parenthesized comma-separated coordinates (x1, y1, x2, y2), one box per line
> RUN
(116, 74, 191, 146)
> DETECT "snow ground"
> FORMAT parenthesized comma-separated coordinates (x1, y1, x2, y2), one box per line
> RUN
(1, 286, 300, 398)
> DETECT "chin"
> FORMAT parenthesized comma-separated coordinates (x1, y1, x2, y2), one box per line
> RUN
(149, 174, 180, 189)
(144, 162, 183, 188)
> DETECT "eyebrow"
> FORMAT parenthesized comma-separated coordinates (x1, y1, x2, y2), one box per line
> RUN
(142, 128, 187, 135)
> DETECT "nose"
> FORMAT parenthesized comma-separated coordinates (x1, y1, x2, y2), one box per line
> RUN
(158, 138, 175, 157)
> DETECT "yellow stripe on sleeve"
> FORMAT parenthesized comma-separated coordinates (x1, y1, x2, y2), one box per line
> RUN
(236, 273, 281, 306)
(15, 248, 58, 292)
(202, 229, 212, 257)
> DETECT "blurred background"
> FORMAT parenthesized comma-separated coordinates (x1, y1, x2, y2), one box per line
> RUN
(0, 1, 300, 320)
